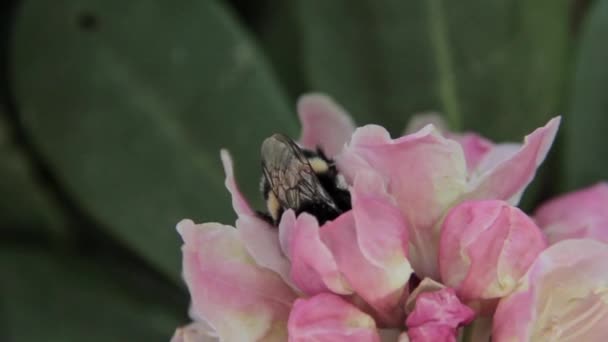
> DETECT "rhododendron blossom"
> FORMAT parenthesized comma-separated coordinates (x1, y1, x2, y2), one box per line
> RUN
(168, 93, 608, 342)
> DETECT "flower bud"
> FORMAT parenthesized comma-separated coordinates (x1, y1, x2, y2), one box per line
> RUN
(439, 200, 547, 314)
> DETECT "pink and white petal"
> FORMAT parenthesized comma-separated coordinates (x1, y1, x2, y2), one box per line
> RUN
(171, 321, 218, 342)
(407, 325, 459, 342)
(178, 220, 297, 342)
(289, 213, 352, 295)
(405, 113, 493, 173)
(236, 215, 296, 290)
(288, 293, 381, 342)
(406, 288, 475, 342)
(493, 239, 608, 342)
(405, 278, 445, 314)
(297, 93, 355, 157)
(351, 171, 408, 268)
(464, 117, 560, 205)
(278, 210, 298, 259)
(220, 149, 254, 217)
(534, 182, 608, 244)
(398, 332, 411, 342)
(406, 287, 475, 330)
(337, 124, 467, 280)
(321, 177, 412, 327)
(439, 201, 547, 315)
(404, 112, 448, 135)
(472, 143, 520, 177)
(449, 133, 495, 173)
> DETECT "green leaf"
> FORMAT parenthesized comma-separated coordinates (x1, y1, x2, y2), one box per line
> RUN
(12, 0, 297, 280)
(0, 107, 66, 235)
(0, 246, 184, 341)
(257, 1, 307, 100)
(297, 0, 569, 139)
(565, 0, 608, 190)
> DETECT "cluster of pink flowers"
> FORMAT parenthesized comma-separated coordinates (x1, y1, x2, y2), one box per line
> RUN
(171, 94, 608, 342)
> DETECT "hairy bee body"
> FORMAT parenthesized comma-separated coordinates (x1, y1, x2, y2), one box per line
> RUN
(260, 134, 351, 225)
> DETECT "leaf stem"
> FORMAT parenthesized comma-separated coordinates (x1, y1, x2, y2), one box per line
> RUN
(427, 0, 462, 131)
(461, 324, 474, 342)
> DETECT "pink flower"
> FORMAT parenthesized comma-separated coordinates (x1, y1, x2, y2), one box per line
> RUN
(337, 113, 560, 279)
(439, 200, 548, 315)
(493, 239, 608, 341)
(172, 93, 563, 340)
(174, 94, 413, 339)
(534, 182, 608, 244)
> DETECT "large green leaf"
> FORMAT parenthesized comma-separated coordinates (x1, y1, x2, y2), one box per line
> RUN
(0, 107, 66, 235)
(257, 1, 307, 100)
(565, 0, 608, 190)
(12, 0, 297, 280)
(297, 0, 569, 139)
(0, 247, 183, 341)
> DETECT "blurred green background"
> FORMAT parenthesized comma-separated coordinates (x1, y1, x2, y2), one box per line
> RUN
(1, 0, 607, 340)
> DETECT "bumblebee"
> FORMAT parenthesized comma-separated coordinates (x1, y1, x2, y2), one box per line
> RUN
(259, 133, 351, 226)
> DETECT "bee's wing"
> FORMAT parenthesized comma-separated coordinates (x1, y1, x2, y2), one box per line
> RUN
(261, 134, 337, 211)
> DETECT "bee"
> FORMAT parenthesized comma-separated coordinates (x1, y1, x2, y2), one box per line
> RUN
(259, 133, 351, 226)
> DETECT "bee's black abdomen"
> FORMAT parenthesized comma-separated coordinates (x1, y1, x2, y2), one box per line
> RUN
(331, 188, 351, 212)
(296, 200, 342, 226)
(307, 147, 352, 213)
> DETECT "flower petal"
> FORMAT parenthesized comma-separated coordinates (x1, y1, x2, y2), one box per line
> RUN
(407, 326, 459, 342)
(337, 124, 467, 280)
(465, 117, 560, 204)
(406, 288, 475, 342)
(403, 112, 447, 135)
(278, 210, 297, 258)
(405, 278, 445, 313)
(236, 215, 296, 290)
(178, 219, 297, 341)
(404, 113, 493, 173)
(534, 182, 608, 244)
(320, 171, 412, 327)
(171, 321, 218, 342)
(450, 133, 494, 173)
(297, 93, 355, 157)
(493, 239, 608, 342)
(439, 200, 547, 315)
(398, 332, 412, 342)
(288, 213, 352, 295)
(221, 150, 298, 291)
(288, 293, 381, 342)
(220, 149, 254, 217)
